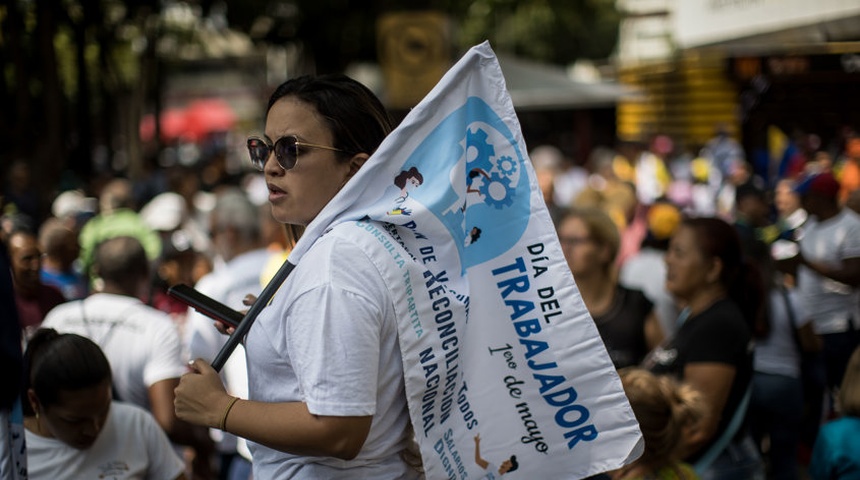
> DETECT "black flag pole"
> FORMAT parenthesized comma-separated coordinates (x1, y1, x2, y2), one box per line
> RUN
(210, 259, 296, 372)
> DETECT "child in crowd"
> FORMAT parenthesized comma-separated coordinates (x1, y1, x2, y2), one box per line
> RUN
(611, 368, 705, 480)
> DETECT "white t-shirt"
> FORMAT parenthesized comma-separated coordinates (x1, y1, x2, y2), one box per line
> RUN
(42, 294, 185, 410)
(635, 152, 667, 206)
(25, 402, 184, 480)
(798, 209, 860, 334)
(755, 287, 810, 378)
(244, 227, 418, 479)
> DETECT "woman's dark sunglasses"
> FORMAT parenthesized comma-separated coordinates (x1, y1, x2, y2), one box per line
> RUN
(246, 135, 346, 171)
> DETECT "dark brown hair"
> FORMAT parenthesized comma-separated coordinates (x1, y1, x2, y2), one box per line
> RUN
(681, 217, 766, 332)
(22, 328, 111, 415)
(267, 74, 393, 160)
(394, 167, 424, 189)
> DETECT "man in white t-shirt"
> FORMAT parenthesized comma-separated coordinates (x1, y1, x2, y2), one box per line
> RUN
(794, 172, 860, 391)
(183, 188, 270, 479)
(42, 236, 213, 474)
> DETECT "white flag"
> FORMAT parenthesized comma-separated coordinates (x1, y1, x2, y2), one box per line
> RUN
(290, 41, 643, 480)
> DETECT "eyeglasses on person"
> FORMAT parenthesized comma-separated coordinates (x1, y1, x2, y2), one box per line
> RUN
(246, 135, 347, 171)
(558, 236, 594, 249)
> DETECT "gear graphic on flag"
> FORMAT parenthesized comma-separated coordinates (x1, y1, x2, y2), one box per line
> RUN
(479, 172, 515, 209)
(466, 128, 495, 173)
(496, 155, 516, 176)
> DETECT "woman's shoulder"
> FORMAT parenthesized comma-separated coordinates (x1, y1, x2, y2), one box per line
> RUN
(291, 223, 395, 299)
(694, 298, 746, 328)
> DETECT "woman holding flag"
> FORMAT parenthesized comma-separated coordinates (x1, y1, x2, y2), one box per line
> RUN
(174, 75, 422, 479)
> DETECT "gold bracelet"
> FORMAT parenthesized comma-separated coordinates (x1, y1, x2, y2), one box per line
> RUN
(219, 396, 239, 431)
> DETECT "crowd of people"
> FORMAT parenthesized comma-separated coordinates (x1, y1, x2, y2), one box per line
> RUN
(1, 72, 860, 480)
(548, 129, 860, 480)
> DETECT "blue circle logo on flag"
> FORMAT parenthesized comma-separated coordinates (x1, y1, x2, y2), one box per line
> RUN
(393, 97, 531, 271)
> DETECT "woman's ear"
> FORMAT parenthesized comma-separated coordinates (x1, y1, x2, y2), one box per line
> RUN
(346, 153, 369, 179)
(599, 243, 614, 269)
(706, 257, 724, 284)
(27, 388, 42, 415)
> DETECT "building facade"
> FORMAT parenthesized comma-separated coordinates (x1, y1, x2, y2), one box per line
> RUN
(616, 0, 860, 161)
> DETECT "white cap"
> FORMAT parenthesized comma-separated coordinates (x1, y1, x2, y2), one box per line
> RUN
(52, 190, 96, 218)
(140, 192, 186, 231)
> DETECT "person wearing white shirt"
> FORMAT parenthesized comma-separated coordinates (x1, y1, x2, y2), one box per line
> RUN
(786, 171, 860, 448)
(174, 74, 420, 479)
(22, 328, 185, 480)
(42, 236, 213, 476)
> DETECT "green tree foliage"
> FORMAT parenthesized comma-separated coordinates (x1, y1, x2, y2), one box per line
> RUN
(223, 0, 619, 70)
(456, 0, 619, 63)
(0, 0, 618, 206)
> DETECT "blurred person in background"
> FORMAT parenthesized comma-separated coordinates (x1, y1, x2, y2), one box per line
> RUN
(715, 161, 754, 222)
(837, 134, 860, 205)
(530, 145, 566, 225)
(0, 212, 33, 247)
(609, 368, 705, 480)
(163, 166, 213, 254)
(571, 167, 643, 269)
(2, 160, 44, 227)
(140, 191, 209, 320)
(701, 124, 744, 186)
(749, 258, 820, 480)
(22, 328, 185, 479)
(49, 189, 96, 234)
(805, 150, 834, 176)
(548, 145, 589, 209)
(610, 182, 645, 269)
(620, 201, 683, 338)
(7, 228, 65, 337)
(778, 131, 815, 182)
(634, 135, 673, 208)
(789, 171, 860, 434)
(150, 230, 205, 321)
(42, 236, 213, 479)
(732, 180, 774, 266)
(847, 188, 860, 216)
(808, 345, 860, 480)
(688, 155, 721, 217)
(558, 207, 663, 369)
(645, 217, 765, 480)
(182, 187, 269, 480)
(774, 178, 808, 243)
(38, 217, 87, 301)
(77, 177, 161, 282)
